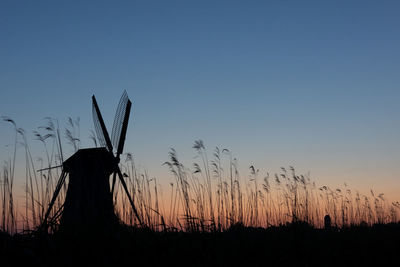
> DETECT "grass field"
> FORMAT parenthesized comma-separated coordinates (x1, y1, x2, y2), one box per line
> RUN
(1, 117, 399, 266)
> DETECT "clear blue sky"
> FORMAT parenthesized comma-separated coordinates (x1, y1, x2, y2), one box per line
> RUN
(1, 1, 399, 199)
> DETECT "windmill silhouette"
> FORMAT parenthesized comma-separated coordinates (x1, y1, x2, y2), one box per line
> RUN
(41, 91, 142, 233)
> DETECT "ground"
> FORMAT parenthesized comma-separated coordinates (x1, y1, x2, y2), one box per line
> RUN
(1, 223, 399, 266)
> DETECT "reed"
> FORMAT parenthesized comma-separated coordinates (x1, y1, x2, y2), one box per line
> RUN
(0, 118, 399, 234)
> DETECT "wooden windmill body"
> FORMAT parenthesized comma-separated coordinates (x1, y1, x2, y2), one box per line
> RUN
(41, 91, 141, 234)
(60, 147, 118, 233)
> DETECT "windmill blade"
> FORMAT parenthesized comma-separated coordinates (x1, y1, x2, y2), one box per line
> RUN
(111, 90, 131, 157)
(111, 171, 117, 196)
(115, 166, 143, 226)
(111, 92, 131, 195)
(92, 95, 114, 153)
(116, 99, 131, 157)
(37, 164, 62, 172)
(41, 170, 67, 229)
(92, 102, 106, 148)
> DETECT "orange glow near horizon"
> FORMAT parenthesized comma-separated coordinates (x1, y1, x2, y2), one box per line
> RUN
(1, 162, 400, 233)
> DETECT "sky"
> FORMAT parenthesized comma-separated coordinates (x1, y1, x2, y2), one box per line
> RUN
(1, 1, 400, 201)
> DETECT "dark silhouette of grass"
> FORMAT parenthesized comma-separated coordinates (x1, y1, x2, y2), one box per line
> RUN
(2, 118, 399, 233)
(1, 117, 400, 266)
(1, 222, 399, 267)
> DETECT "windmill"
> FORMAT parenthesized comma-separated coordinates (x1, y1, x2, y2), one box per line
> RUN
(41, 91, 142, 233)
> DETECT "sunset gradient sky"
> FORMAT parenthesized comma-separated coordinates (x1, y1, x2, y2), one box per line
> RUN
(1, 1, 400, 202)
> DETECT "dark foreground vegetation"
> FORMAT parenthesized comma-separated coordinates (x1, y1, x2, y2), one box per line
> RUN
(1, 118, 400, 266)
(1, 222, 399, 267)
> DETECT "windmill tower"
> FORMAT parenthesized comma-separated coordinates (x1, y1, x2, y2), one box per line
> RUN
(41, 91, 141, 234)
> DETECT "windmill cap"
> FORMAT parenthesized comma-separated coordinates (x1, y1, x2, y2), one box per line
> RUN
(63, 147, 115, 173)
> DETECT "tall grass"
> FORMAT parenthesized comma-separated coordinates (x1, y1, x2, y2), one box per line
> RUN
(0, 117, 399, 234)
(0, 117, 70, 233)
(131, 140, 399, 231)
